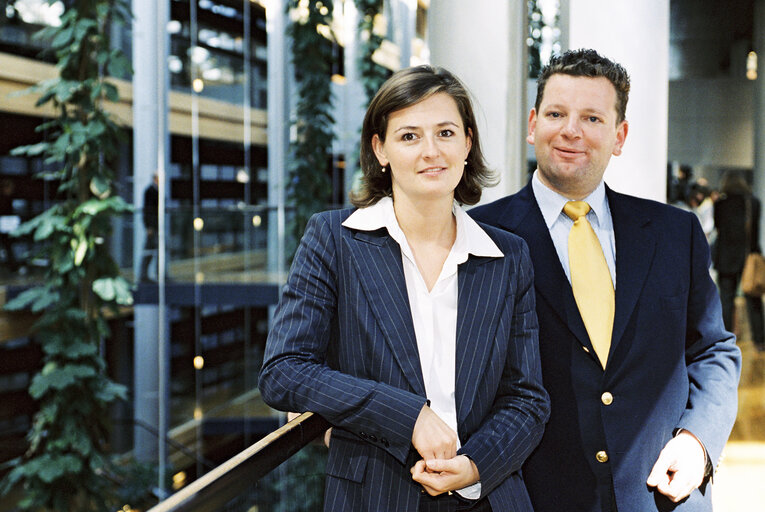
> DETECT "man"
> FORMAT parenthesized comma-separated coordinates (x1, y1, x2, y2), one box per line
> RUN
(138, 173, 159, 282)
(470, 49, 741, 511)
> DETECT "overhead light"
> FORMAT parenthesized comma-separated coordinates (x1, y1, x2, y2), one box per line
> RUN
(189, 46, 210, 64)
(747, 51, 757, 81)
(167, 20, 182, 34)
(168, 55, 183, 74)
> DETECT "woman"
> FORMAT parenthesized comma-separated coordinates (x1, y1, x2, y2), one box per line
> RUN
(259, 66, 550, 511)
(714, 170, 764, 351)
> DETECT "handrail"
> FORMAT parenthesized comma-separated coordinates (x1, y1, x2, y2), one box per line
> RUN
(146, 412, 330, 512)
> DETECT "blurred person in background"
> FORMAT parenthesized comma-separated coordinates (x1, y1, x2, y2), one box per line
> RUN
(0, 178, 19, 274)
(714, 170, 764, 351)
(138, 173, 159, 282)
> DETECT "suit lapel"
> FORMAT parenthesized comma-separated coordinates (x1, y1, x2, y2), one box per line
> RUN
(454, 254, 504, 425)
(607, 188, 655, 362)
(344, 229, 427, 397)
(506, 185, 593, 352)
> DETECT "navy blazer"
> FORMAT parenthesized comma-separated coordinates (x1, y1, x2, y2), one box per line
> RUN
(259, 208, 550, 512)
(470, 183, 741, 512)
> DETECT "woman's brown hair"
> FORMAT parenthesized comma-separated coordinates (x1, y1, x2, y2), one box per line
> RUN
(350, 65, 494, 207)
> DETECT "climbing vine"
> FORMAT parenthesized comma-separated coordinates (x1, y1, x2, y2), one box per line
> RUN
(286, 0, 335, 258)
(356, 0, 387, 101)
(0, 0, 134, 510)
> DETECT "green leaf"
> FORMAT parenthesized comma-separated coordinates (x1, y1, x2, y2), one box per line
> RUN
(24, 454, 83, 483)
(103, 81, 119, 102)
(31, 289, 59, 313)
(92, 276, 133, 305)
(10, 142, 49, 157)
(29, 363, 98, 398)
(78, 198, 108, 216)
(73, 18, 97, 42)
(92, 278, 115, 301)
(73, 238, 88, 266)
(88, 176, 111, 199)
(4, 287, 44, 311)
(43, 338, 98, 358)
(113, 276, 134, 305)
(0, 463, 24, 495)
(51, 26, 74, 49)
(95, 381, 128, 402)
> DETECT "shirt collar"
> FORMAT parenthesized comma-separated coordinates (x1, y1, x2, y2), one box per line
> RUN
(342, 196, 502, 258)
(531, 169, 608, 228)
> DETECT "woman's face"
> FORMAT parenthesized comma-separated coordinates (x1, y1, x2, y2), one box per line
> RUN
(372, 92, 471, 204)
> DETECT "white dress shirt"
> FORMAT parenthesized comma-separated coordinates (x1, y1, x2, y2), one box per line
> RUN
(531, 170, 616, 285)
(343, 196, 502, 498)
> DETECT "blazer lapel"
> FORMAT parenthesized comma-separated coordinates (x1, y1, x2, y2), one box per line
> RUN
(344, 229, 427, 397)
(505, 185, 593, 352)
(607, 187, 656, 362)
(454, 254, 504, 425)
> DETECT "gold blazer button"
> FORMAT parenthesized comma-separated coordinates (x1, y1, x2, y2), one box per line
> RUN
(596, 451, 609, 463)
(601, 392, 614, 405)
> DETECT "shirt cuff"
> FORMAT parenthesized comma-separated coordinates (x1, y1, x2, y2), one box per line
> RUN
(456, 481, 481, 500)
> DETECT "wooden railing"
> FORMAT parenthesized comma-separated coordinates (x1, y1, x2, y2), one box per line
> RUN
(146, 412, 330, 512)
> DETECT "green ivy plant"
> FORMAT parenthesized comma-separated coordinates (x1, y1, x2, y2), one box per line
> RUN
(527, 0, 544, 78)
(286, 0, 335, 259)
(0, 0, 134, 510)
(356, 0, 387, 101)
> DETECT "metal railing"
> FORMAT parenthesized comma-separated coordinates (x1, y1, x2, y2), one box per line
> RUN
(147, 412, 330, 512)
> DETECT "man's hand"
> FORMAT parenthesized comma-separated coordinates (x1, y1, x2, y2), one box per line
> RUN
(411, 404, 458, 461)
(646, 430, 707, 502)
(410, 456, 480, 496)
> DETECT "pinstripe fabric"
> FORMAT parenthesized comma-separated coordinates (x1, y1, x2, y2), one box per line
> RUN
(259, 208, 550, 512)
(418, 493, 493, 511)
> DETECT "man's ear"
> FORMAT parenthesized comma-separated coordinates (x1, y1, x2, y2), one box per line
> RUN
(612, 120, 629, 156)
(527, 109, 537, 145)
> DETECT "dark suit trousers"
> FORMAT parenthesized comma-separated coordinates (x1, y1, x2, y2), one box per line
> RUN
(418, 493, 492, 512)
(719, 272, 764, 348)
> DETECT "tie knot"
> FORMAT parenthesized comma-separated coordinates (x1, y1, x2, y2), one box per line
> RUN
(564, 201, 591, 221)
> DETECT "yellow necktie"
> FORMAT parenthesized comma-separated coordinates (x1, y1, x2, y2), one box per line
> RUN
(564, 201, 614, 369)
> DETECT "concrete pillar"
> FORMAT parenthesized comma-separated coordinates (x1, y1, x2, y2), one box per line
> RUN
(131, 0, 169, 492)
(564, 0, 670, 202)
(393, 0, 415, 68)
(428, 1, 528, 202)
(754, 0, 765, 245)
(266, 0, 290, 277)
(338, 0, 366, 202)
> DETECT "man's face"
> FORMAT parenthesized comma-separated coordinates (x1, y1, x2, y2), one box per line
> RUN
(528, 74, 628, 200)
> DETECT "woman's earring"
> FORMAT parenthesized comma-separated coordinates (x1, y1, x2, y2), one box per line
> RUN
(381, 166, 386, 173)
(464, 160, 468, 166)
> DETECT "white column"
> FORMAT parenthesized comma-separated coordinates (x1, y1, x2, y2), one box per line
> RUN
(131, 0, 169, 494)
(339, 0, 366, 201)
(427, 1, 528, 202)
(754, 0, 765, 246)
(565, 0, 670, 202)
(266, 0, 290, 277)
